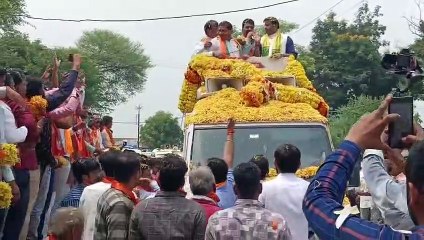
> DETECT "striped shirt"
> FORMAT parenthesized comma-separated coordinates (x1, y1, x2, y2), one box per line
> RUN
(95, 188, 134, 240)
(303, 140, 424, 239)
(60, 184, 86, 208)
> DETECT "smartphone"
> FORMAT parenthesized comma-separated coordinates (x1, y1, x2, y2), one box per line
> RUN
(388, 96, 414, 148)
(68, 54, 73, 62)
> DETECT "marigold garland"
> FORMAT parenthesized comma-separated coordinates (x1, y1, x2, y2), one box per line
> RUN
(240, 81, 266, 107)
(185, 88, 327, 125)
(180, 55, 331, 130)
(0, 182, 12, 209)
(28, 96, 47, 121)
(0, 144, 20, 166)
(178, 80, 199, 113)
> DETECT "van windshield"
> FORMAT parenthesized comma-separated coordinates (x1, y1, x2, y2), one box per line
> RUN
(191, 125, 332, 168)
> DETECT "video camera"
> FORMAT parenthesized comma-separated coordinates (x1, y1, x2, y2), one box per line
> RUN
(381, 49, 423, 93)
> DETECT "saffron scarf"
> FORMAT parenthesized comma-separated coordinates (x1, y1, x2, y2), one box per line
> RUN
(218, 37, 229, 59)
(111, 181, 139, 205)
(105, 128, 115, 146)
(261, 31, 282, 57)
(102, 176, 115, 184)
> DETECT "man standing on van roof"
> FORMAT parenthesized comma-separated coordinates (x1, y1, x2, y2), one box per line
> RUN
(261, 17, 296, 58)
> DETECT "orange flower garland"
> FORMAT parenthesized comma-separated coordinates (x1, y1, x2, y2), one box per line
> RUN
(28, 96, 47, 121)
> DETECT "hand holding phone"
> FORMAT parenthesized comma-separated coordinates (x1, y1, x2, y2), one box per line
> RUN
(388, 96, 414, 148)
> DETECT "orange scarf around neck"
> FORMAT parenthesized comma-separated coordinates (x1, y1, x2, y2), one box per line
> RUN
(111, 181, 139, 205)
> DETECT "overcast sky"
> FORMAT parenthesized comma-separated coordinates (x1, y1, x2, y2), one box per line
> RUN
(20, 0, 422, 138)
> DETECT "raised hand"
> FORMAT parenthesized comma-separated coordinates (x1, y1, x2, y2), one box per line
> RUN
(345, 96, 400, 150)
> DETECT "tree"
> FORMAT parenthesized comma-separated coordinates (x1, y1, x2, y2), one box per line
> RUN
(0, 29, 152, 113)
(77, 30, 152, 112)
(310, 3, 397, 109)
(0, 0, 26, 32)
(233, 19, 299, 37)
(140, 111, 183, 148)
(329, 95, 382, 147)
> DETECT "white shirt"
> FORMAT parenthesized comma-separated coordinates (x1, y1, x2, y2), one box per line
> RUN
(259, 173, 309, 240)
(260, 32, 288, 57)
(0, 100, 28, 144)
(193, 37, 240, 58)
(79, 182, 111, 240)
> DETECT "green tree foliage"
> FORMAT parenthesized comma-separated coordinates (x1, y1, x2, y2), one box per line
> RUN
(0, 29, 152, 113)
(329, 95, 382, 147)
(0, 0, 26, 32)
(233, 19, 298, 37)
(140, 111, 183, 148)
(310, 3, 397, 110)
(77, 30, 152, 111)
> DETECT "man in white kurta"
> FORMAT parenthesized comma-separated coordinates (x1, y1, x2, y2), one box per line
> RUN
(259, 144, 309, 240)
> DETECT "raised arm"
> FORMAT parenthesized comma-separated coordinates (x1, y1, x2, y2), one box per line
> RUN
(303, 96, 406, 239)
(223, 119, 235, 169)
(47, 88, 80, 119)
(46, 54, 81, 111)
(51, 55, 61, 89)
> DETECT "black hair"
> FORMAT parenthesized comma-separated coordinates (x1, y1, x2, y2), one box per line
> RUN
(233, 162, 261, 199)
(159, 154, 187, 191)
(98, 150, 120, 177)
(218, 21, 233, 31)
(274, 144, 301, 173)
(263, 17, 280, 29)
(4, 74, 13, 87)
(242, 18, 255, 29)
(26, 77, 44, 99)
(72, 159, 101, 184)
(0, 69, 6, 76)
(406, 141, 424, 192)
(249, 155, 269, 180)
(207, 157, 228, 183)
(10, 71, 25, 86)
(102, 116, 113, 126)
(204, 20, 218, 34)
(113, 151, 141, 183)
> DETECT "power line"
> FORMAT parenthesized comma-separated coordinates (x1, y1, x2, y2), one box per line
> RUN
(293, 0, 347, 34)
(22, 0, 299, 23)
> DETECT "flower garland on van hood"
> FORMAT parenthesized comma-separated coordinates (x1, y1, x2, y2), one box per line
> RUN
(185, 88, 327, 126)
(178, 54, 329, 124)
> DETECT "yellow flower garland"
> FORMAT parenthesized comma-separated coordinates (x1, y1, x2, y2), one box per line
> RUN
(0, 182, 12, 209)
(178, 80, 199, 113)
(240, 81, 266, 107)
(28, 96, 47, 121)
(0, 144, 20, 166)
(185, 88, 327, 125)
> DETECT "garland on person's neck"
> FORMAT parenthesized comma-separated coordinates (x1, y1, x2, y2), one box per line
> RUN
(111, 181, 139, 205)
(262, 31, 282, 57)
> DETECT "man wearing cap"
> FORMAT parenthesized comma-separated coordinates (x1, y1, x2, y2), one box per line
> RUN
(261, 17, 296, 58)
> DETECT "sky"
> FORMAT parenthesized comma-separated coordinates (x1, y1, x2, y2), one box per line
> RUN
(19, 0, 423, 138)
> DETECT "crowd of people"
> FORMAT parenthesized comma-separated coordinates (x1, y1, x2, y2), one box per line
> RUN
(193, 17, 297, 59)
(0, 18, 424, 240)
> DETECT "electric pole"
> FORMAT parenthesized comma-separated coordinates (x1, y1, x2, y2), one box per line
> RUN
(136, 105, 142, 149)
